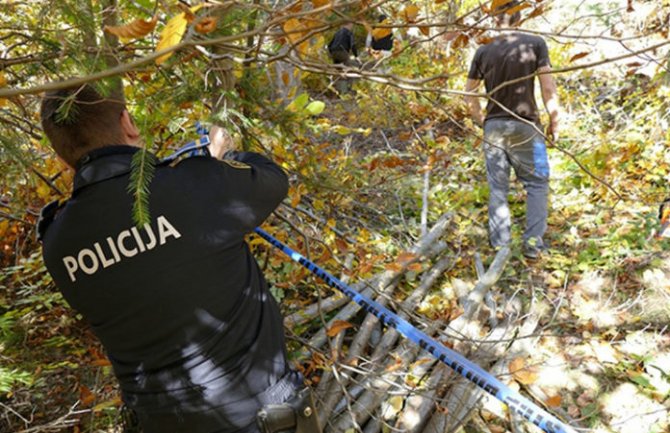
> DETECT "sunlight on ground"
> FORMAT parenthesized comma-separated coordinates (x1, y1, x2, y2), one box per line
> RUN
(600, 383, 668, 433)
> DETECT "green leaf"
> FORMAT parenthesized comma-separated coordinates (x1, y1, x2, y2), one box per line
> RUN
(630, 373, 655, 389)
(286, 93, 309, 113)
(305, 100, 325, 116)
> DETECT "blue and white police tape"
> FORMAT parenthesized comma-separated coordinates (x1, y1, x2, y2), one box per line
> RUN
(161, 122, 211, 164)
(254, 227, 578, 433)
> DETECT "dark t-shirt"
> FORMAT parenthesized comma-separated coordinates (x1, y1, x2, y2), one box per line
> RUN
(328, 27, 357, 56)
(468, 33, 551, 123)
(41, 146, 293, 433)
(371, 33, 393, 51)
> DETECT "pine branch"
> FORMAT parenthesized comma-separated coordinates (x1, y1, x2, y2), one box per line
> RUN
(127, 148, 156, 227)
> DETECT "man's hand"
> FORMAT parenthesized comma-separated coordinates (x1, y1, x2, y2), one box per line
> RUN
(209, 125, 236, 160)
(547, 121, 559, 145)
(464, 78, 484, 129)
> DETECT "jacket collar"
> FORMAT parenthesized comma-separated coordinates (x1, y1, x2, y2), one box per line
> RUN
(73, 145, 142, 195)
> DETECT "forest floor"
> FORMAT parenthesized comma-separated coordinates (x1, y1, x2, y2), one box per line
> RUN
(2, 75, 670, 433)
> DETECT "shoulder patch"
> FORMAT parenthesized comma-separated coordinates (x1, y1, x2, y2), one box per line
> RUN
(222, 159, 251, 169)
(37, 199, 66, 242)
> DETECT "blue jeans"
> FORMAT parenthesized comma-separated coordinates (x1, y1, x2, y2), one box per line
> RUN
(483, 119, 549, 248)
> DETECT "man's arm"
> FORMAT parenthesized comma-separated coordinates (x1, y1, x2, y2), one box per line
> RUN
(208, 126, 288, 230)
(464, 78, 485, 126)
(215, 151, 289, 232)
(537, 66, 560, 142)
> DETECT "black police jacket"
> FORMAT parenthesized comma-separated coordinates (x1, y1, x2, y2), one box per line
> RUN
(40, 145, 298, 433)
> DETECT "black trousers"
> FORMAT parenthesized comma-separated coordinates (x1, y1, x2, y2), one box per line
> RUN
(129, 371, 303, 433)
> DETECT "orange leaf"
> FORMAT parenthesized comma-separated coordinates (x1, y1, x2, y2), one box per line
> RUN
(384, 354, 404, 372)
(505, 3, 531, 15)
(509, 357, 538, 385)
(281, 71, 291, 86)
(104, 16, 157, 39)
(359, 262, 374, 274)
(477, 35, 494, 45)
(79, 385, 96, 406)
(397, 252, 417, 265)
(418, 25, 430, 36)
(372, 26, 392, 39)
(569, 51, 590, 63)
(91, 358, 112, 367)
(195, 17, 218, 34)
(546, 395, 562, 408)
(177, 3, 198, 22)
(312, 0, 330, 7)
(287, 2, 304, 13)
(408, 262, 423, 272)
(527, 5, 545, 19)
(335, 238, 349, 253)
(490, 0, 513, 13)
(452, 33, 470, 49)
(327, 320, 354, 337)
(385, 262, 403, 272)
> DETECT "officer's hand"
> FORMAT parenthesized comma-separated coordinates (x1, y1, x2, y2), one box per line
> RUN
(209, 125, 236, 160)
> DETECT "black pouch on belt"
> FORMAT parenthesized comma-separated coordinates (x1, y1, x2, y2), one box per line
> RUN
(257, 387, 322, 433)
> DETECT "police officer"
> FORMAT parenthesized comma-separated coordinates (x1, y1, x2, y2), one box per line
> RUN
(38, 84, 310, 433)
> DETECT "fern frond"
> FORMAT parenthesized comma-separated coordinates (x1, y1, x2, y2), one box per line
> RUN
(127, 149, 156, 227)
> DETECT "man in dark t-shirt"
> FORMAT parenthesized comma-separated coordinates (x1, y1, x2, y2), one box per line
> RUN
(464, 0, 560, 258)
(38, 84, 305, 433)
(328, 22, 358, 65)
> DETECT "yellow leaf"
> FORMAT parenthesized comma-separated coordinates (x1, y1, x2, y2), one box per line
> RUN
(402, 5, 420, 23)
(0, 220, 9, 238)
(509, 357, 538, 385)
(104, 16, 157, 40)
(327, 320, 354, 337)
(155, 5, 203, 65)
(283, 18, 304, 44)
(92, 396, 122, 412)
(36, 182, 52, 200)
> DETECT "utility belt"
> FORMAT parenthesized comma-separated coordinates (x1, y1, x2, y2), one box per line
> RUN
(257, 387, 322, 433)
